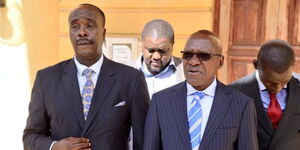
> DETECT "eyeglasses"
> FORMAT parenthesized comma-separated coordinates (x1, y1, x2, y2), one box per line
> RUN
(146, 48, 169, 54)
(180, 51, 223, 61)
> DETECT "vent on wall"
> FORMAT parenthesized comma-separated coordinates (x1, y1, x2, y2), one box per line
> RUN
(0, 0, 5, 8)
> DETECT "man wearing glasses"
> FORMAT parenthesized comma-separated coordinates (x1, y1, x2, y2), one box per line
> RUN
(143, 30, 258, 150)
(137, 19, 185, 97)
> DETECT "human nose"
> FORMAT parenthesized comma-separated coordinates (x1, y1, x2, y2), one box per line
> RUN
(152, 51, 162, 60)
(78, 26, 88, 37)
(188, 54, 201, 65)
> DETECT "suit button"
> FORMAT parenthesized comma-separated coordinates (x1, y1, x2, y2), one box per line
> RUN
(298, 130, 300, 135)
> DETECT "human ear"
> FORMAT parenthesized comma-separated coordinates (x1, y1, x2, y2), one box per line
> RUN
(217, 56, 224, 69)
(253, 59, 258, 69)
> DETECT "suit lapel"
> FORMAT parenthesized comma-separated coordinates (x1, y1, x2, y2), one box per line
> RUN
(170, 82, 191, 150)
(81, 57, 116, 135)
(199, 82, 232, 150)
(269, 77, 300, 149)
(61, 59, 85, 128)
(247, 74, 273, 136)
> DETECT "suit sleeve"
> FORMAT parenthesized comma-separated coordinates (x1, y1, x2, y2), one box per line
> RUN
(143, 94, 162, 150)
(237, 98, 259, 150)
(131, 71, 150, 150)
(23, 71, 54, 150)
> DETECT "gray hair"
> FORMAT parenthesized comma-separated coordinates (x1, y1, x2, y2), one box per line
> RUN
(141, 19, 174, 44)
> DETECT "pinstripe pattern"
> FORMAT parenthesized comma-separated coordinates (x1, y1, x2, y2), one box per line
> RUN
(230, 73, 300, 150)
(143, 81, 258, 150)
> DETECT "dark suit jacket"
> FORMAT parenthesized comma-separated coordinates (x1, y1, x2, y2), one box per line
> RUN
(229, 73, 300, 150)
(143, 81, 258, 150)
(23, 56, 150, 150)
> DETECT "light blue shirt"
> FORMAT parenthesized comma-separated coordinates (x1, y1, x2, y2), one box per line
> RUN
(138, 56, 179, 97)
(255, 71, 287, 111)
(186, 78, 216, 150)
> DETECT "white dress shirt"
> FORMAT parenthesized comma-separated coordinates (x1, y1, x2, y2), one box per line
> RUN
(255, 71, 287, 111)
(74, 55, 103, 93)
(186, 78, 217, 150)
(49, 55, 103, 150)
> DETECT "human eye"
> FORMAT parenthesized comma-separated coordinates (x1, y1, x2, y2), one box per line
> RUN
(146, 48, 155, 53)
(87, 23, 96, 29)
(71, 23, 79, 30)
(198, 52, 211, 61)
(158, 49, 167, 54)
(182, 52, 193, 60)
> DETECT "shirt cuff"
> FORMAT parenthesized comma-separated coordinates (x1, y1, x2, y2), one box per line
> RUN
(49, 141, 57, 150)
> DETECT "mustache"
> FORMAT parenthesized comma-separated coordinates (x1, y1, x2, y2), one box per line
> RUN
(76, 38, 93, 45)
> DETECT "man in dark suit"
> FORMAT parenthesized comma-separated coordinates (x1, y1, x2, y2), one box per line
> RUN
(143, 30, 258, 150)
(23, 4, 149, 150)
(229, 39, 300, 150)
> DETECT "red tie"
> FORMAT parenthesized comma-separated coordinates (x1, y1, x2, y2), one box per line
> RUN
(267, 93, 282, 128)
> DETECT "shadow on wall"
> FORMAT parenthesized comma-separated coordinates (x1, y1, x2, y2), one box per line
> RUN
(0, 0, 25, 46)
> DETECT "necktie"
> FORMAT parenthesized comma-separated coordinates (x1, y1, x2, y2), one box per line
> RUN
(188, 92, 205, 150)
(267, 92, 282, 128)
(82, 68, 94, 120)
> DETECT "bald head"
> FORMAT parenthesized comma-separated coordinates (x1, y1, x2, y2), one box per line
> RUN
(256, 39, 295, 73)
(141, 19, 174, 44)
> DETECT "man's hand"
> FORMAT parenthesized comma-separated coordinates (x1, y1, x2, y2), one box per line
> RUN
(52, 137, 91, 150)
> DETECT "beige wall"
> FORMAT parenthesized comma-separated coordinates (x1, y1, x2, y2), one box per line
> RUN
(58, 0, 214, 61)
(2, 0, 214, 85)
(23, 0, 59, 84)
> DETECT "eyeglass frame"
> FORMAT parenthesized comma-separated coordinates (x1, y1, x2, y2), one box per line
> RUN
(180, 50, 223, 62)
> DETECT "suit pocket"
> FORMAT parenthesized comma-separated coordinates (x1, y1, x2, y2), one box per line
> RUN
(216, 128, 237, 135)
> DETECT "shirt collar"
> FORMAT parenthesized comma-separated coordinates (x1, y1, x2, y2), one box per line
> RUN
(255, 70, 287, 91)
(186, 77, 217, 97)
(74, 53, 104, 76)
(138, 55, 176, 77)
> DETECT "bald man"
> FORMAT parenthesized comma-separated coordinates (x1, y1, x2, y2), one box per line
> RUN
(137, 19, 185, 97)
(230, 39, 300, 150)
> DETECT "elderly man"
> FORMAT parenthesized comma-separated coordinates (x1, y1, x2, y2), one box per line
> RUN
(138, 19, 185, 97)
(143, 30, 258, 150)
(23, 4, 149, 150)
(230, 39, 300, 150)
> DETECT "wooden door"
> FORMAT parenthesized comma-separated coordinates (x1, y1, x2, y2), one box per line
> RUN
(214, 0, 300, 83)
